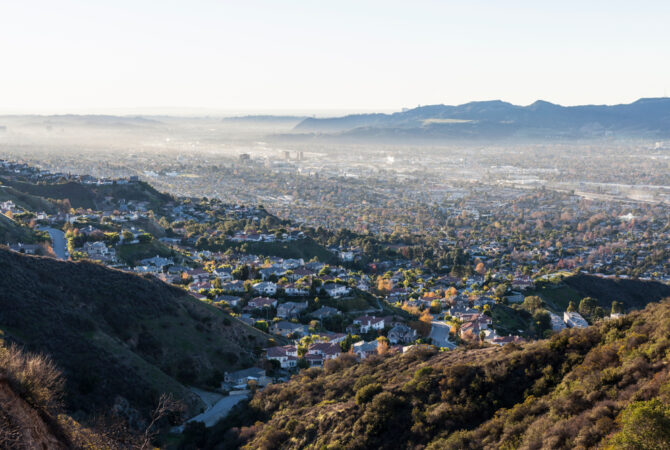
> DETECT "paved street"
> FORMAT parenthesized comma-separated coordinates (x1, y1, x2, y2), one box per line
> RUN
(429, 321, 457, 349)
(38, 226, 68, 259)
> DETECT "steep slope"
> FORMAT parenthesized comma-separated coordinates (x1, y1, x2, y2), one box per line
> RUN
(563, 273, 670, 311)
(0, 342, 119, 449)
(0, 213, 40, 244)
(192, 299, 670, 449)
(529, 273, 670, 313)
(0, 248, 271, 424)
(0, 183, 57, 213)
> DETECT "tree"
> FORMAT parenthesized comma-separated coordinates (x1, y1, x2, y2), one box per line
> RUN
(140, 394, 185, 449)
(297, 358, 309, 369)
(608, 399, 670, 449)
(567, 301, 576, 312)
(522, 296, 543, 313)
(578, 297, 603, 322)
(376, 336, 389, 355)
(611, 300, 624, 315)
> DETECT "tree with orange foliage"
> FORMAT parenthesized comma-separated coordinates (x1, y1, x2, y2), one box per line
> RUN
(376, 277, 393, 295)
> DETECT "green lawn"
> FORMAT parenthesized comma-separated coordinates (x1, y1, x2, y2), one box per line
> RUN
(491, 304, 533, 337)
(526, 283, 581, 313)
(117, 239, 175, 265)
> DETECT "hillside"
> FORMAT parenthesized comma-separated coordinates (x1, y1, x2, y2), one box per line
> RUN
(0, 248, 271, 425)
(290, 97, 670, 141)
(0, 343, 115, 449)
(0, 177, 173, 210)
(187, 299, 670, 449)
(529, 273, 670, 313)
(0, 184, 57, 213)
(0, 213, 40, 244)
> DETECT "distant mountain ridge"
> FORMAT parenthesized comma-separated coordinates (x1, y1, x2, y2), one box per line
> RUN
(292, 97, 670, 140)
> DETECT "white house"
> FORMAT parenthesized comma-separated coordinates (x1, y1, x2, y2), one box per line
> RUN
(352, 340, 379, 359)
(353, 316, 386, 333)
(266, 346, 299, 369)
(323, 284, 350, 298)
(253, 281, 277, 296)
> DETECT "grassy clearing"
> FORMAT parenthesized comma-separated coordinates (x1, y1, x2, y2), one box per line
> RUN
(526, 283, 581, 313)
(491, 304, 532, 337)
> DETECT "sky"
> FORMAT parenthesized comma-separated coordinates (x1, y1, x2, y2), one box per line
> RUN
(1, 1, 669, 115)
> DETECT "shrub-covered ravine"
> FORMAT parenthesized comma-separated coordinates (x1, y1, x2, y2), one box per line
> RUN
(180, 299, 670, 449)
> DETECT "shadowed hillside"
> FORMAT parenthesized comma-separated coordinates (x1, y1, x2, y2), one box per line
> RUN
(0, 248, 271, 426)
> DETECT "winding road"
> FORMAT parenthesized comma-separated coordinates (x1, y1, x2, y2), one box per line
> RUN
(37, 226, 68, 260)
(173, 392, 250, 432)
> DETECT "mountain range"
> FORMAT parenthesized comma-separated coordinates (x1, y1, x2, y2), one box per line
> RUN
(289, 97, 670, 141)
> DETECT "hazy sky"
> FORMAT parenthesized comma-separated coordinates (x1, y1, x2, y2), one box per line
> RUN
(1, 1, 669, 114)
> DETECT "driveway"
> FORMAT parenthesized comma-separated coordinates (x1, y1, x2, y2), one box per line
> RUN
(429, 321, 457, 349)
(174, 393, 249, 431)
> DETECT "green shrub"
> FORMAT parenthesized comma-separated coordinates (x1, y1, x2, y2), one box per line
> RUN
(355, 383, 382, 405)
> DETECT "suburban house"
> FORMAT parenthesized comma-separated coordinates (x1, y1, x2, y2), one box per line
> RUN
(260, 266, 286, 281)
(213, 267, 234, 281)
(270, 321, 309, 337)
(83, 241, 114, 259)
(322, 284, 350, 298)
(387, 324, 417, 344)
(215, 294, 242, 307)
(253, 281, 277, 296)
(284, 284, 309, 296)
(511, 275, 534, 290)
(247, 297, 277, 309)
(189, 280, 212, 292)
(306, 342, 341, 360)
(8, 243, 41, 254)
(352, 340, 379, 359)
(564, 311, 589, 328)
(304, 342, 341, 366)
(265, 345, 299, 369)
(353, 316, 386, 333)
(459, 314, 492, 340)
(277, 301, 308, 319)
(186, 268, 210, 283)
(223, 367, 271, 388)
(288, 267, 314, 281)
(310, 306, 340, 320)
(221, 280, 245, 293)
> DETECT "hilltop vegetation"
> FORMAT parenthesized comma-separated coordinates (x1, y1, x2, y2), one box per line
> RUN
(184, 299, 670, 449)
(0, 342, 118, 449)
(0, 183, 57, 213)
(0, 248, 271, 426)
(0, 177, 173, 210)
